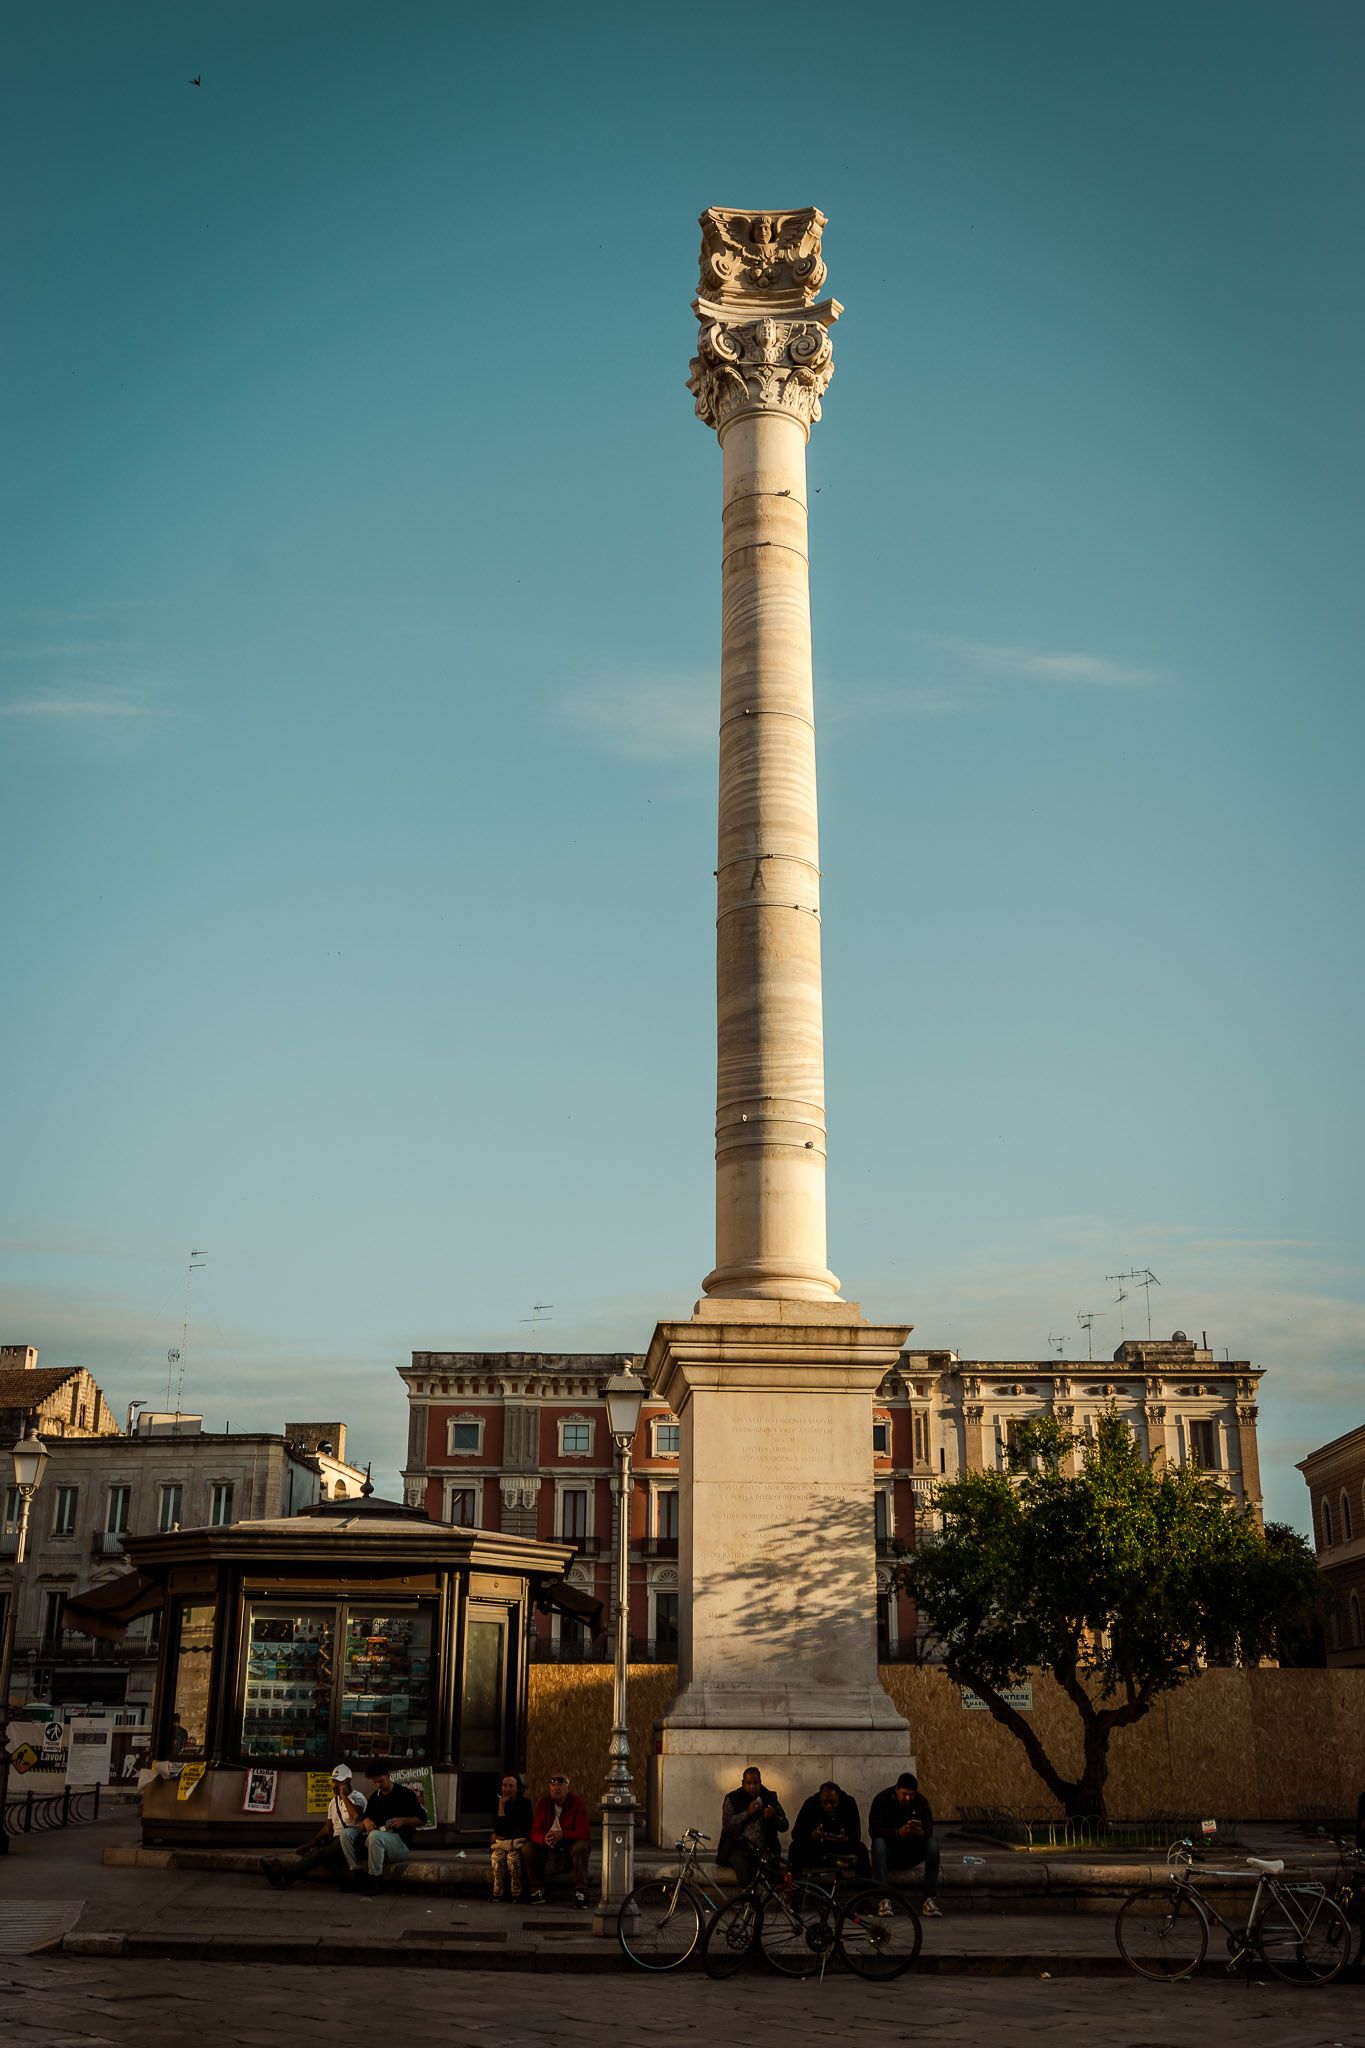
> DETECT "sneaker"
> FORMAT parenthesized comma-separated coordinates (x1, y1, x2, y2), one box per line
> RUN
(922, 1898, 942, 1917)
(574, 1890, 588, 1910)
(529, 1889, 546, 1904)
(877, 1898, 894, 1916)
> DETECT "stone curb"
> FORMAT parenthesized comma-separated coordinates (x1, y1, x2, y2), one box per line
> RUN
(59, 1930, 1151, 1976)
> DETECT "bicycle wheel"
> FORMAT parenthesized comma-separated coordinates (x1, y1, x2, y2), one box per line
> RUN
(1258, 1893, 1352, 1985)
(838, 1886, 923, 1980)
(1115, 1886, 1208, 1980)
(702, 1896, 760, 1979)
(618, 1878, 705, 1971)
(759, 1881, 835, 1978)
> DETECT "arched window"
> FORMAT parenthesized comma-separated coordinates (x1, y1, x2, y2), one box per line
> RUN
(1341, 1491, 1354, 1544)
(1322, 1499, 1335, 1549)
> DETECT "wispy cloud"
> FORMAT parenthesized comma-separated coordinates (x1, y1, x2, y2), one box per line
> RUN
(559, 667, 716, 762)
(0, 689, 164, 722)
(922, 634, 1166, 688)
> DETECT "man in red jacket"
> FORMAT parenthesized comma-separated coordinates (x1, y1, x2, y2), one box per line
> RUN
(525, 1770, 592, 1908)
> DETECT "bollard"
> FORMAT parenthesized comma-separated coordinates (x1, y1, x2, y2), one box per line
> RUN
(23, 1792, 34, 1832)
(61, 1784, 71, 1827)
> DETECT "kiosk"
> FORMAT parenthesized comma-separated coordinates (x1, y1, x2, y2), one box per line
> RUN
(67, 1487, 576, 1844)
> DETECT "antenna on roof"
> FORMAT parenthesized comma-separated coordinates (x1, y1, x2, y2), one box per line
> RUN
(1076, 1309, 1103, 1361)
(1046, 1333, 1065, 1357)
(1105, 1270, 1137, 1341)
(170, 1249, 208, 1417)
(520, 1303, 553, 1343)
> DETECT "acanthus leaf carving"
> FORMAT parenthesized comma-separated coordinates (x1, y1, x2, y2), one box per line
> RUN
(688, 311, 837, 433)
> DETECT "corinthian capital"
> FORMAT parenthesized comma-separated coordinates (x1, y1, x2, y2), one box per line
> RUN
(689, 205, 842, 434)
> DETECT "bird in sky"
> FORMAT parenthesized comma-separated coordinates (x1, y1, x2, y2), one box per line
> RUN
(189, 74, 201, 87)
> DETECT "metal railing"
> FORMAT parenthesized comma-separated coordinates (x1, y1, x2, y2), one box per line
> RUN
(3, 1783, 103, 1837)
(956, 1807, 1244, 1852)
(529, 1636, 680, 1665)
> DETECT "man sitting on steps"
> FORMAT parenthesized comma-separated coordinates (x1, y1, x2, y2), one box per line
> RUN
(868, 1771, 942, 1916)
(525, 1771, 592, 1909)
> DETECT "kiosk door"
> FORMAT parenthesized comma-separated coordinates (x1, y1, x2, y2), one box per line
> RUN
(457, 1603, 511, 1828)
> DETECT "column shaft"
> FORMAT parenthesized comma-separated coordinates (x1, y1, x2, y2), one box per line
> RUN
(707, 410, 836, 1301)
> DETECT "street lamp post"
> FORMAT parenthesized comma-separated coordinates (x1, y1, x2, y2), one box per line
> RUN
(0, 1427, 51, 1856)
(592, 1362, 645, 1937)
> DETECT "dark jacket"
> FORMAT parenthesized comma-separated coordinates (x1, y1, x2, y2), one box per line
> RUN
(365, 1782, 425, 1836)
(868, 1786, 934, 1858)
(790, 1790, 865, 1869)
(491, 1793, 533, 1840)
(718, 1784, 789, 1865)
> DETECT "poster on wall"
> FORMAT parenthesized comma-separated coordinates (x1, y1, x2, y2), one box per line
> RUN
(177, 1762, 207, 1801)
(241, 1766, 278, 1814)
(960, 1683, 1034, 1712)
(66, 1719, 114, 1786)
(306, 1771, 334, 1816)
(5, 1719, 68, 1783)
(391, 1764, 437, 1828)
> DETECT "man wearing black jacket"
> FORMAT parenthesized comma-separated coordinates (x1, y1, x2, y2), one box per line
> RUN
(789, 1781, 869, 1877)
(718, 1766, 788, 1886)
(867, 1771, 941, 1914)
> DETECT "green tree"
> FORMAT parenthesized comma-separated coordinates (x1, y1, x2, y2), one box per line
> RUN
(895, 1413, 1331, 1817)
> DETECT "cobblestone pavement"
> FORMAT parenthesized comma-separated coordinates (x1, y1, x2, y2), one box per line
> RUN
(2, 1958, 1362, 2048)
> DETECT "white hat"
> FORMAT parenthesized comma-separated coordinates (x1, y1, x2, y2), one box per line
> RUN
(331, 1763, 353, 1781)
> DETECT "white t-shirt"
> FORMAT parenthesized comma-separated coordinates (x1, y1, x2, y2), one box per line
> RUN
(329, 1787, 366, 1832)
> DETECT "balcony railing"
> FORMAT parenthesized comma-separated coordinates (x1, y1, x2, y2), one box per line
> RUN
(530, 1635, 680, 1665)
(92, 1530, 126, 1557)
(560, 1534, 606, 1556)
(640, 1537, 678, 1558)
(8, 1631, 158, 1664)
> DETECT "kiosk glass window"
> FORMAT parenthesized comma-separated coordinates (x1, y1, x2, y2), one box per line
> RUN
(169, 1601, 216, 1760)
(241, 1607, 335, 1761)
(339, 1609, 433, 1762)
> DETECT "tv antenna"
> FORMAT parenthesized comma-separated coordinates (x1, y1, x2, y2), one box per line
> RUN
(167, 1249, 208, 1415)
(1076, 1308, 1103, 1361)
(1046, 1333, 1065, 1357)
(1132, 1267, 1161, 1339)
(520, 1303, 553, 1343)
(1105, 1270, 1136, 1341)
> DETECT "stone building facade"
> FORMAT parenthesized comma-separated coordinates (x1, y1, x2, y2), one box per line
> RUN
(1297, 1424, 1365, 1666)
(0, 1343, 120, 1441)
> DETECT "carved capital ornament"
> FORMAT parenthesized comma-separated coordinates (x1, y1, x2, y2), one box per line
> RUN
(689, 205, 842, 434)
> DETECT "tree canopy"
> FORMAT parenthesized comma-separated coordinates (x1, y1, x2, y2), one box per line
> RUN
(896, 1412, 1329, 1816)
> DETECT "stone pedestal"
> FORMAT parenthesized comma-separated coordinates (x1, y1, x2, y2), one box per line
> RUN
(647, 1299, 913, 1843)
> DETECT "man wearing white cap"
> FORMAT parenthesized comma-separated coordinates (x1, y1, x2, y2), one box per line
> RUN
(260, 1763, 366, 1890)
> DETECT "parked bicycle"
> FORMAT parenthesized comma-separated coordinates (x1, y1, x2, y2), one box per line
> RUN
(701, 1855, 922, 1981)
(1115, 1838, 1352, 1985)
(617, 1829, 729, 1971)
(1325, 1834, 1365, 1973)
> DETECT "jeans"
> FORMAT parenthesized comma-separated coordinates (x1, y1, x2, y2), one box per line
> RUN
(340, 1825, 411, 1880)
(871, 1831, 941, 1897)
(283, 1838, 345, 1886)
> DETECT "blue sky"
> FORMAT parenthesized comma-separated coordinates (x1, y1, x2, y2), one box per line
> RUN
(3, 2, 1360, 1528)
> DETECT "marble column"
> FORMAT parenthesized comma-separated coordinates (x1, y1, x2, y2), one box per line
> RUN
(648, 210, 913, 1843)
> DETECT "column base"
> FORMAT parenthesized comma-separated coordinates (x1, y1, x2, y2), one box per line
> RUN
(644, 1297, 915, 1846)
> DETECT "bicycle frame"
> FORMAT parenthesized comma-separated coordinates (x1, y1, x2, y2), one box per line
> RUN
(1166, 1859, 1333, 1964)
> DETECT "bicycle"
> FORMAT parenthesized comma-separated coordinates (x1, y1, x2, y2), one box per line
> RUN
(701, 1858, 922, 1981)
(617, 1829, 729, 1971)
(701, 1856, 841, 1979)
(1115, 1838, 1353, 1985)
(1325, 1834, 1365, 1974)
